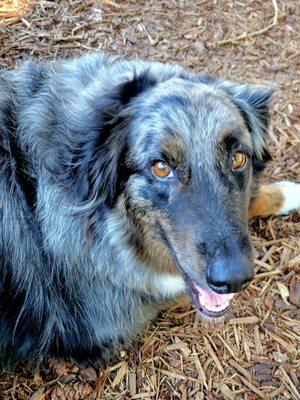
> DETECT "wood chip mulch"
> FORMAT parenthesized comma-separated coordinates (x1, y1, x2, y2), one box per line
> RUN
(0, 0, 299, 399)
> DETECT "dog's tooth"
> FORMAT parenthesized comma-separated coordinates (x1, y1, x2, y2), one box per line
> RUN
(198, 296, 229, 312)
(206, 302, 228, 312)
(198, 293, 230, 310)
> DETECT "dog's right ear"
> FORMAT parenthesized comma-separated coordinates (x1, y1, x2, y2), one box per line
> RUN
(116, 71, 158, 106)
(65, 71, 158, 214)
(221, 82, 274, 167)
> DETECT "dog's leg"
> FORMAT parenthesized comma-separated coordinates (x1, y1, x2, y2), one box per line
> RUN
(249, 181, 300, 217)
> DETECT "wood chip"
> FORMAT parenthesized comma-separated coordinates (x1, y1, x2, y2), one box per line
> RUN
(254, 326, 263, 355)
(229, 359, 252, 381)
(289, 276, 300, 306)
(158, 369, 202, 384)
(203, 338, 224, 374)
(229, 316, 259, 325)
(239, 376, 265, 398)
(265, 330, 296, 354)
(111, 362, 128, 389)
(192, 346, 208, 389)
(129, 372, 137, 396)
(131, 392, 156, 399)
(280, 366, 300, 400)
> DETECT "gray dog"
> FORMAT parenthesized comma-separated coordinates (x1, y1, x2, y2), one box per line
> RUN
(0, 53, 299, 366)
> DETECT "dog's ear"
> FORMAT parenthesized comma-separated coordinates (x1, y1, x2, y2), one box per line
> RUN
(116, 71, 157, 105)
(221, 83, 274, 167)
(68, 71, 157, 213)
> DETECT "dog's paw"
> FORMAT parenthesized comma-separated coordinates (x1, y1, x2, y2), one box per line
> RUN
(274, 181, 300, 215)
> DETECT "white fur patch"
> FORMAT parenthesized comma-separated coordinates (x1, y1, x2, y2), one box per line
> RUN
(151, 273, 186, 298)
(274, 181, 300, 215)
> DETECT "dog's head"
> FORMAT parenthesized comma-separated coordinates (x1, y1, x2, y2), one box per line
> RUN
(69, 67, 272, 320)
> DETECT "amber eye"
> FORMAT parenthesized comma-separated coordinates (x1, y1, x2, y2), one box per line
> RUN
(231, 152, 247, 170)
(152, 161, 172, 178)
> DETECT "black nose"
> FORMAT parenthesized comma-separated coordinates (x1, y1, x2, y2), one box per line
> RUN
(206, 254, 253, 294)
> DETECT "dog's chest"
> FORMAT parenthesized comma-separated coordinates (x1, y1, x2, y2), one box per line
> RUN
(150, 273, 186, 298)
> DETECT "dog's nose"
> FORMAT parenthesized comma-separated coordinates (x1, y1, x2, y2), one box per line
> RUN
(206, 255, 253, 294)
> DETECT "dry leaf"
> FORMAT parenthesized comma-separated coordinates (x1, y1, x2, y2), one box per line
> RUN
(277, 282, 290, 305)
(80, 367, 97, 382)
(30, 389, 45, 400)
(273, 351, 288, 363)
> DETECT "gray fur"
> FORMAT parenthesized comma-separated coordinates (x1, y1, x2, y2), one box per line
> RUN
(0, 53, 272, 366)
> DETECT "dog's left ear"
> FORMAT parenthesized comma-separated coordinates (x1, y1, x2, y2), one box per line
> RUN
(222, 83, 274, 162)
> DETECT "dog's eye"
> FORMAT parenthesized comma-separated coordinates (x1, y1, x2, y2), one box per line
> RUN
(231, 152, 247, 170)
(152, 161, 173, 178)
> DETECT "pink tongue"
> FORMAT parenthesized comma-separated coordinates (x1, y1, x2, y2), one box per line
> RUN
(195, 285, 235, 307)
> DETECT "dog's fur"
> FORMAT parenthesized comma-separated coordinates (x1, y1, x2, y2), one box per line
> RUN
(0, 53, 299, 367)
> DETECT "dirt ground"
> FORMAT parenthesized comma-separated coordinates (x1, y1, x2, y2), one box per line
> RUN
(0, 0, 299, 399)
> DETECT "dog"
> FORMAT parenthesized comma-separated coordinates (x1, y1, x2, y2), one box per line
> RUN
(0, 53, 299, 367)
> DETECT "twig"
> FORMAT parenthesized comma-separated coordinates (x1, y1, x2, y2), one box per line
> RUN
(216, 0, 279, 46)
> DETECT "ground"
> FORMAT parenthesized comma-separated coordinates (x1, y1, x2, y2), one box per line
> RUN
(0, 1, 299, 399)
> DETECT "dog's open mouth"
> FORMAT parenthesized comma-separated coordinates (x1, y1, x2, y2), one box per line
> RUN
(190, 283, 235, 319)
